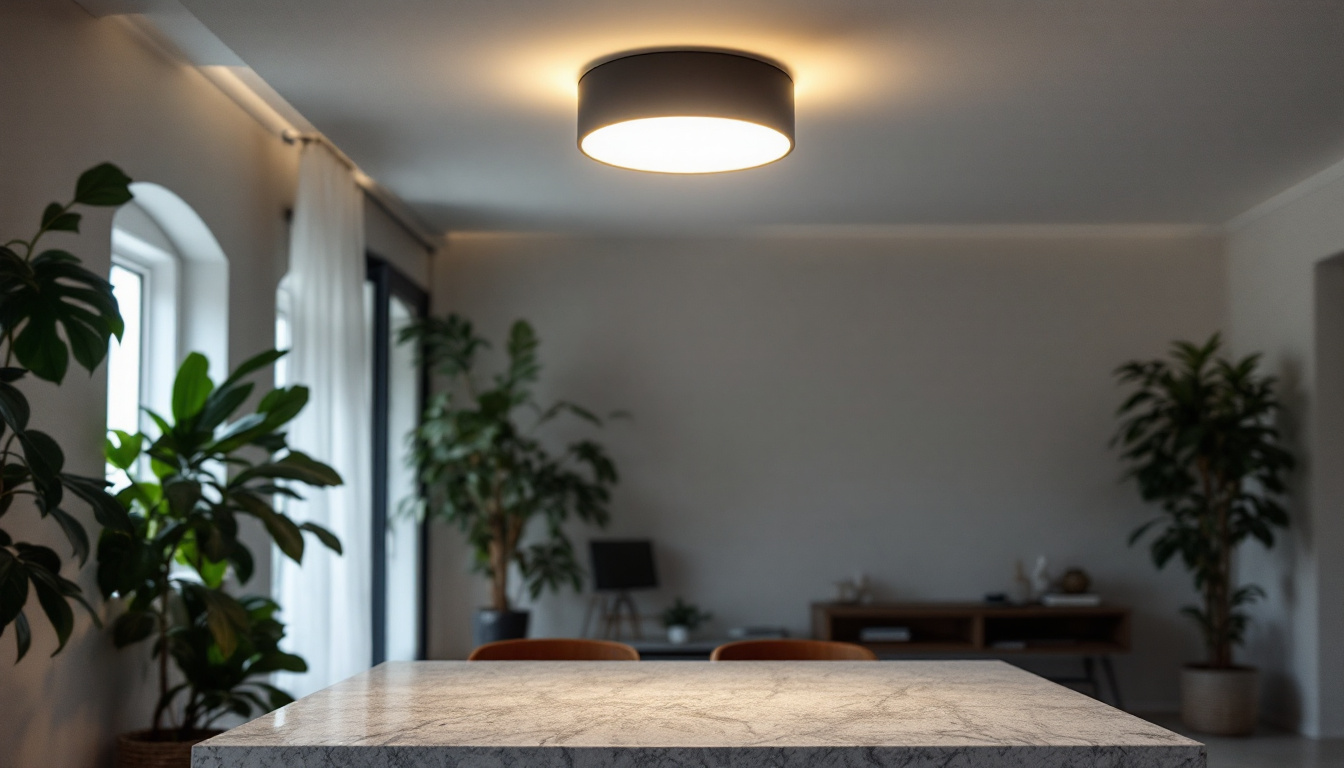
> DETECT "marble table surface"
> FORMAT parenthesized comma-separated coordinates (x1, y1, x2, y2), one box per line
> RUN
(193, 660, 1204, 768)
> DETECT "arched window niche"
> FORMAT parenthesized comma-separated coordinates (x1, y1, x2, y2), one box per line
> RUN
(107, 183, 229, 435)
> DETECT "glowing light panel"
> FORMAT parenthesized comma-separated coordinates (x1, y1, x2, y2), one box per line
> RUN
(581, 116, 792, 174)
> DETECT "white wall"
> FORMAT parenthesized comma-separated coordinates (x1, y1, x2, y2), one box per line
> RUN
(0, 3, 430, 766)
(1226, 161, 1344, 737)
(428, 230, 1225, 711)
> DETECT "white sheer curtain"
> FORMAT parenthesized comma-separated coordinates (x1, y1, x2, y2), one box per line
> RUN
(275, 143, 372, 698)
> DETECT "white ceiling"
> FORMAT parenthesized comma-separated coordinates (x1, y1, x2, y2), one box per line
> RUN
(179, 0, 1344, 234)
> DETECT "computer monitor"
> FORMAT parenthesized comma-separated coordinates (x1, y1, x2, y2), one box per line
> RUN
(589, 540, 657, 592)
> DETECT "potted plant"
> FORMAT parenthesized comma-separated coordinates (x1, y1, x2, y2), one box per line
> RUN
(661, 598, 712, 645)
(1113, 334, 1294, 735)
(1, 163, 134, 661)
(99, 350, 343, 765)
(400, 315, 621, 646)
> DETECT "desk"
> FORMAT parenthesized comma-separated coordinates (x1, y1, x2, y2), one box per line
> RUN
(192, 660, 1201, 768)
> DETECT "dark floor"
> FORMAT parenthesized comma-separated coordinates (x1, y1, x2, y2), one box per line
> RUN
(1139, 714, 1344, 768)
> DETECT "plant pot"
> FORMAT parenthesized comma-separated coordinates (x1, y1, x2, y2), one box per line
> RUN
(473, 608, 530, 646)
(115, 729, 223, 768)
(667, 625, 690, 645)
(1181, 665, 1259, 736)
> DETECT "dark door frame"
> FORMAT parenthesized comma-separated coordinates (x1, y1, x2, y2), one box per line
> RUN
(366, 254, 430, 665)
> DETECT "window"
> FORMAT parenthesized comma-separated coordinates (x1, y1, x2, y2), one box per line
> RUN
(106, 203, 182, 484)
(105, 187, 229, 472)
(366, 257, 429, 663)
(106, 263, 144, 440)
(380, 290, 425, 662)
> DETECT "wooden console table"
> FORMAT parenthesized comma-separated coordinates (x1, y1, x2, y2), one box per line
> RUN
(811, 602, 1130, 707)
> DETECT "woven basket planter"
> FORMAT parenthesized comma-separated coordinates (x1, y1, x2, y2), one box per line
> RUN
(115, 729, 223, 768)
(1180, 666, 1258, 736)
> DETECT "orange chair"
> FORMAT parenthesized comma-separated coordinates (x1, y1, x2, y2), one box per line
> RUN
(710, 639, 877, 661)
(467, 638, 641, 661)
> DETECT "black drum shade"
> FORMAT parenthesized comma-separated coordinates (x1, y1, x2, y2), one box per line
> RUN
(577, 51, 795, 173)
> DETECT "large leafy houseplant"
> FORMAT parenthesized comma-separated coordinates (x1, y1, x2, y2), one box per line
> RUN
(1113, 334, 1294, 669)
(100, 350, 342, 736)
(0, 163, 135, 661)
(401, 315, 620, 617)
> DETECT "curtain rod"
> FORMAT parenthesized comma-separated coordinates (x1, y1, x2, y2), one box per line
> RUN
(281, 130, 440, 254)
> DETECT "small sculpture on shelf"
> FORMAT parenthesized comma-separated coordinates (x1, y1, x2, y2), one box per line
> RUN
(834, 571, 873, 604)
(1058, 567, 1091, 595)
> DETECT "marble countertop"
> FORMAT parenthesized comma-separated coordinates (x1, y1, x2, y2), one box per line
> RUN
(194, 660, 1203, 768)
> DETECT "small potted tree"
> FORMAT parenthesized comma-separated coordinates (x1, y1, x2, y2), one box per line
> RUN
(661, 598, 712, 645)
(400, 315, 621, 646)
(1113, 334, 1294, 735)
(100, 350, 343, 766)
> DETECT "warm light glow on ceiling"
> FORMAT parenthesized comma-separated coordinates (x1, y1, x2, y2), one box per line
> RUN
(580, 116, 792, 174)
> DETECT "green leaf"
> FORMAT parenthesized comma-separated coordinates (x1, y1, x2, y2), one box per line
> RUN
(73, 163, 133, 206)
(41, 203, 80, 233)
(46, 507, 90, 565)
(143, 409, 172, 438)
(194, 552, 228, 589)
(235, 494, 305, 563)
(104, 430, 143, 470)
(162, 479, 203, 516)
(19, 429, 65, 480)
(62, 473, 133, 533)
(0, 551, 28, 630)
(208, 413, 267, 453)
(233, 451, 342, 488)
(112, 609, 157, 647)
(8, 252, 124, 382)
(95, 529, 142, 600)
(172, 353, 214, 423)
(0, 382, 31, 432)
(256, 386, 309, 429)
(299, 522, 342, 555)
(228, 544, 255, 585)
(13, 612, 31, 663)
(221, 349, 286, 390)
(27, 568, 75, 655)
(196, 588, 248, 658)
(15, 543, 61, 579)
(12, 312, 67, 384)
(196, 382, 254, 433)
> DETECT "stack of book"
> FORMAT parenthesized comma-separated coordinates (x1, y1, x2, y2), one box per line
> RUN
(1040, 593, 1102, 607)
(858, 626, 912, 643)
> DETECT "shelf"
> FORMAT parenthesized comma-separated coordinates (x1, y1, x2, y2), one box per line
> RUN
(812, 602, 1131, 656)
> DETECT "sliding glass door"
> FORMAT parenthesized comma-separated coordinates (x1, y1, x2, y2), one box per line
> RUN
(366, 256, 429, 663)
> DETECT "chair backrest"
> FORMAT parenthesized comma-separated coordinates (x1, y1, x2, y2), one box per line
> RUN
(710, 639, 878, 661)
(467, 638, 641, 661)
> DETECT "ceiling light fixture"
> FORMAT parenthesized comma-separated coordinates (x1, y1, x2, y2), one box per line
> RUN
(577, 51, 794, 174)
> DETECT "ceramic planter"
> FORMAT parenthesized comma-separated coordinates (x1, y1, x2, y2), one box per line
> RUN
(473, 609, 530, 646)
(667, 625, 690, 644)
(1180, 665, 1258, 736)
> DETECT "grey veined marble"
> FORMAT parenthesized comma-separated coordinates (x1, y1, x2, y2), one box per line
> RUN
(193, 660, 1204, 768)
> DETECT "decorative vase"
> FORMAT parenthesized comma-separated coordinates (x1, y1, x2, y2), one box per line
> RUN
(1180, 665, 1258, 736)
(473, 609, 530, 646)
(667, 625, 690, 645)
(115, 729, 223, 768)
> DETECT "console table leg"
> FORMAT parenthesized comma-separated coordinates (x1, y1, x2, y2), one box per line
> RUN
(1100, 655, 1124, 711)
(1082, 656, 1101, 700)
